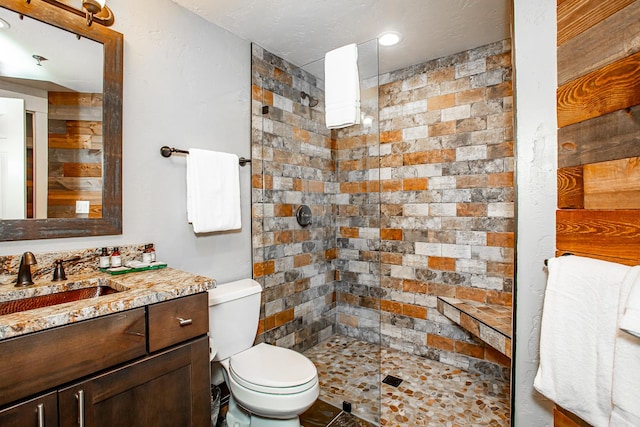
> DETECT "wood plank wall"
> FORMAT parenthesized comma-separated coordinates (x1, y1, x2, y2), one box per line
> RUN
(47, 92, 103, 218)
(555, 0, 640, 425)
(557, 0, 640, 266)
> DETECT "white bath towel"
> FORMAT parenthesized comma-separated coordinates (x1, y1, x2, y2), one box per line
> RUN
(611, 407, 640, 427)
(534, 255, 630, 427)
(187, 148, 241, 233)
(619, 266, 640, 338)
(610, 266, 640, 426)
(324, 43, 360, 129)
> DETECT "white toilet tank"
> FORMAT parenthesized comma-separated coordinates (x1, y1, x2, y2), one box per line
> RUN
(208, 278, 262, 361)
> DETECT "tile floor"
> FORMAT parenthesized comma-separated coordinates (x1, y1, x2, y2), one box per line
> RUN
(301, 399, 374, 427)
(303, 335, 511, 427)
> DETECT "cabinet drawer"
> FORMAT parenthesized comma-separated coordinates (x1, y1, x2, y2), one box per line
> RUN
(0, 308, 146, 408)
(0, 391, 57, 426)
(148, 293, 208, 352)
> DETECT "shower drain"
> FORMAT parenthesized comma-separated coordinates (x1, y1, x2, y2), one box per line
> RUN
(382, 374, 403, 387)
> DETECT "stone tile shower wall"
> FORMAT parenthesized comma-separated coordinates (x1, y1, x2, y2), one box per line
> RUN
(251, 45, 337, 352)
(373, 40, 514, 378)
(251, 40, 514, 379)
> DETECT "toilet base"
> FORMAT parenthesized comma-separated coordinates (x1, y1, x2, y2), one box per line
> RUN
(226, 394, 301, 427)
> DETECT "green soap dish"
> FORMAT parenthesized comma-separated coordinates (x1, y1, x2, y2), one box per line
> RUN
(100, 263, 167, 275)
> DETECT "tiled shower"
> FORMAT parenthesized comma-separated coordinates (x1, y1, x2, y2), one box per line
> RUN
(250, 37, 513, 424)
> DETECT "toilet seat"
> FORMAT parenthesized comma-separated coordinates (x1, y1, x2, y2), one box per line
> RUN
(229, 343, 318, 395)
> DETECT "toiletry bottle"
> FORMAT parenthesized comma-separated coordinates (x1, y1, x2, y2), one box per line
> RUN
(99, 247, 110, 268)
(111, 247, 122, 268)
(142, 244, 152, 263)
(149, 244, 156, 262)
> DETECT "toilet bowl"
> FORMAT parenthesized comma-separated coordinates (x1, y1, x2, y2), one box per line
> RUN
(208, 279, 319, 426)
(222, 343, 319, 419)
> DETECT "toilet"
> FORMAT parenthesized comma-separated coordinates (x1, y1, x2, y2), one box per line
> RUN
(208, 279, 319, 427)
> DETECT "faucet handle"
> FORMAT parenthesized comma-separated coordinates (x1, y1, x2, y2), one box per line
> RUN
(51, 257, 81, 282)
(52, 259, 67, 282)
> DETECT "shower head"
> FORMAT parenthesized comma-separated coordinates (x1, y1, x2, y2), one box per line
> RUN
(300, 91, 319, 108)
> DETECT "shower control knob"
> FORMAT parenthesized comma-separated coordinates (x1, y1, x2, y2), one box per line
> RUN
(296, 205, 312, 227)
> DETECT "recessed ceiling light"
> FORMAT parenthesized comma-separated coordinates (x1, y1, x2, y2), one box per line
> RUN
(378, 32, 401, 47)
(0, 17, 10, 30)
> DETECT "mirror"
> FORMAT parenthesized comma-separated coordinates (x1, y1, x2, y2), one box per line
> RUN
(0, 0, 122, 240)
(0, 7, 103, 220)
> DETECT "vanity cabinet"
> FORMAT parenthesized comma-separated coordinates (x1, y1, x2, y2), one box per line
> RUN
(0, 391, 58, 426)
(0, 292, 210, 427)
(58, 337, 210, 427)
(0, 308, 147, 408)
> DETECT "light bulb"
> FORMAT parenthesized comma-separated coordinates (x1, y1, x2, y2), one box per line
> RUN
(378, 32, 402, 47)
(83, 0, 105, 14)
(0, 17, 10, 30)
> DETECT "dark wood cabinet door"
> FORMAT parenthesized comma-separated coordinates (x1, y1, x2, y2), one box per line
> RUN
(0, 391, 58, 427)
(0, 307, 146, 408)
(58, 336, 210, 427)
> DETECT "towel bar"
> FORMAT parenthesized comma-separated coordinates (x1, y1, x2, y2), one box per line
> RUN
(544, 253, 574, 266)
(160, 146, 251, 166)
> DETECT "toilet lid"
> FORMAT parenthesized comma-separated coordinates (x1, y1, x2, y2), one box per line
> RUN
(229, 343, 318, 390)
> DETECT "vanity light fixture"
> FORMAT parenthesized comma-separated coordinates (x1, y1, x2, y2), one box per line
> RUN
(34, 0, 115, 27)
(378, 31, 402, 47)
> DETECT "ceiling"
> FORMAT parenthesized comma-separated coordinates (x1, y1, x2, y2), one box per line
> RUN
(171, 0, 511, 75)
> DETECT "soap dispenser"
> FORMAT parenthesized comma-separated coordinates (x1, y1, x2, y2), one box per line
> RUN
(142, 244, 152, 263)
(148, 244, 156, 262)
(99, 247, 110, 268)
(110, 247, 122, 268)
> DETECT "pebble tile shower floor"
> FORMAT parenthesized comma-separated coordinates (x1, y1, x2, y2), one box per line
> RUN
(303, 335, 510, 426)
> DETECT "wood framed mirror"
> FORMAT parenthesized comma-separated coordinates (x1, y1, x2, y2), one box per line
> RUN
(0, 0, 122, 241)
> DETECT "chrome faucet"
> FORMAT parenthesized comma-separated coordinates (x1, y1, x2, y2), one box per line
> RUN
(16, 252, 37, 286)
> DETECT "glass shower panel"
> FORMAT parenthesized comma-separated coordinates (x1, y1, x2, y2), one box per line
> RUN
(250, 41, 340, 370)
(250, 43, 267, 299)
(251, 39, 381, 425)
(300, 39, 382, 425)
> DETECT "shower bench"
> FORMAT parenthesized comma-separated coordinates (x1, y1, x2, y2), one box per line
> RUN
(436, 296, 512, 359)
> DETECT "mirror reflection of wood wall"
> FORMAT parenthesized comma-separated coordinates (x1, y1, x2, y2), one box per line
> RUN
(47, 92, 103, 218)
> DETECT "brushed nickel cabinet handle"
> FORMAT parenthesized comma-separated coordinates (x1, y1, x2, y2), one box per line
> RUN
(75, 389, 85, 427)
(36, 403, 45, 427)
(177, 317, 192, 326)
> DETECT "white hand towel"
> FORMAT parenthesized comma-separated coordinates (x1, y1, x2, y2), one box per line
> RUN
(325, 43, 360, 129)
(610, 266, 640, 426)
(533, 255, 630, 427)
(186, 149, 241, 233)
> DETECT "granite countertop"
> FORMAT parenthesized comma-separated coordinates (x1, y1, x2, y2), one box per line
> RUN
(0, 267, 215, 340)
